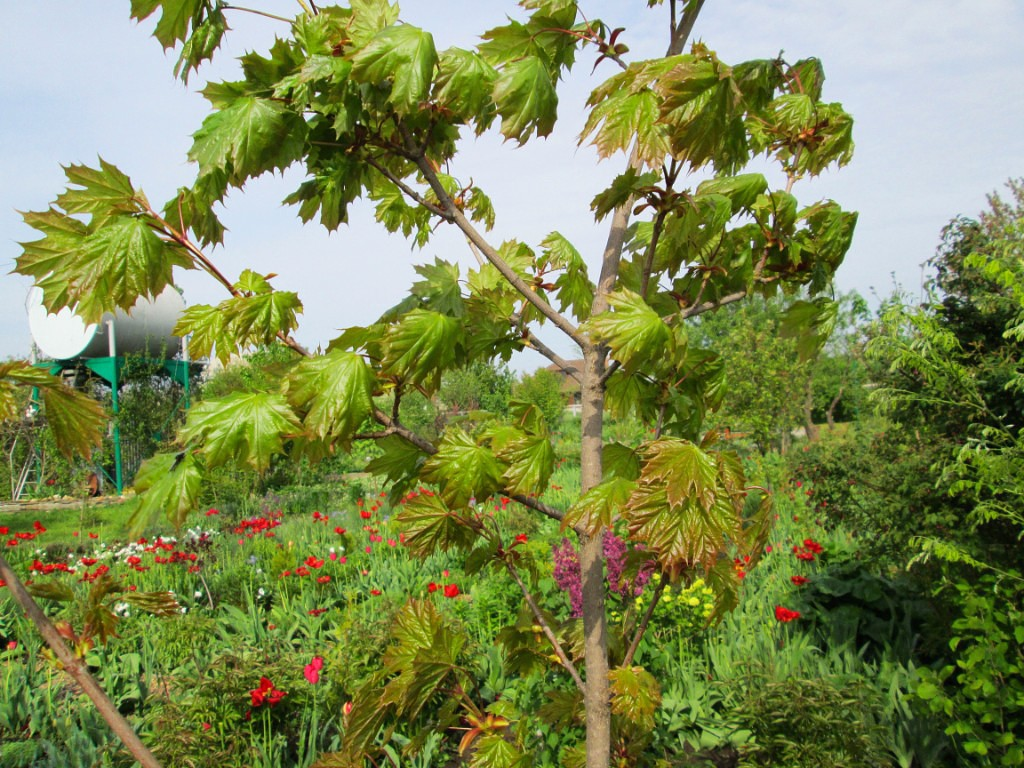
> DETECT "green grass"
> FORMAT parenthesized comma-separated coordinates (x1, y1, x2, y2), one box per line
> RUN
(1, 500, 144, 548)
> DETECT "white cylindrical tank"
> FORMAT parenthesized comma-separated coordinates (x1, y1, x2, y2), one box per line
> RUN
(26, 286, 185, 360)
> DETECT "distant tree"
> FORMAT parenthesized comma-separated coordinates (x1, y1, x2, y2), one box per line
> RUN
(438, 360, 514, 417)
(513, 367, 566, 432)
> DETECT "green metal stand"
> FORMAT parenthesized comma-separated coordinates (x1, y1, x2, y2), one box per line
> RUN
(38, 357, 201, 494)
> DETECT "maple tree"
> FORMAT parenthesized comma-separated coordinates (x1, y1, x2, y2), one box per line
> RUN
(3, 1, 856, 765)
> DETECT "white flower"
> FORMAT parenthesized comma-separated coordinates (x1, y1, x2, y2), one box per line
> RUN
(194, 590, 203, 599)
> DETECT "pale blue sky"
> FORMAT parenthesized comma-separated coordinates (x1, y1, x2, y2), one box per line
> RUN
(2, 1, 1022, 368)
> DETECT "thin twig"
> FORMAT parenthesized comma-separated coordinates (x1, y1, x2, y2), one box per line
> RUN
(399, 125, 586, 348)
(222, 4, 293, 23)
(363, 156, 451, 220)
(622, 574, 666, 667)
(143, 201, 312, 358)
(503, 559, 586, 694)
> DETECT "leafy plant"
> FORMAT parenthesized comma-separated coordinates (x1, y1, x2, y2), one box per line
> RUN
(6, 2, 857, 766)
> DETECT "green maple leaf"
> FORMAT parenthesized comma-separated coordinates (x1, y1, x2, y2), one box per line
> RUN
(0, 363, 105, 460)
(189, 96, 306, 184)
(779, 297, 838, 362)
(131, 0, 204, 49)
(422, 428, 504, 508)
(581, 87, 668, 165)
(395, 492, 481, 558)
(365, 434, 426, 481)
(498, 433, 555, 496)
(590, 168, 659, 221)
(563, 477, 635, 535)
(163, 170, 228, 246)
(370, 178, 433, 245)
(585, 289, 673, 372)
(180, 392, 301, 473)
(381, 309, 463, 392)
(640, 439, 719, 510)
(350, 23, 438, 115)
(16, 161, 192, 322)
(55, 159, 139, 222)
(284, 349, 375, 447)
(411, 259, 464, 317)
(174, 304, 234, 364)
(434, 48, 498, 132)
(347, 0, 400, 50)
(128, 451, 204, 534)
(609, 666, 661, 731)
(223, 289, 304, 346)
(492, 55, 558, 144)
(469, 734, 525, 768)
(542, 233, 594, 320)
(696, 173, 768, 214)
(603, 442, 641, 480)
(656, 54, 748, 173)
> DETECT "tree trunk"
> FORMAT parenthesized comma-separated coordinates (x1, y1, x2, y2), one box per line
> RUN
(579, 346, 610, 768)
(803, 378, 819, 442)
(826, 386, 844, 429)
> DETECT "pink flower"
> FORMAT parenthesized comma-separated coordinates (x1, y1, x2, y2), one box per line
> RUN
(202, 722, 211, 731)
(343, 701, 353, 716)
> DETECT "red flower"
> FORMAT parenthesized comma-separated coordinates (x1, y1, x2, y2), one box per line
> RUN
(304, 556, 324, 569)
(294, 566, 311, 577)
(317, 575, 331, 584)
(427, 582, 439, 593)
(88, 533, 98, 539)
(370, 588, 382, 596)
(0, 527, 7, 535)
(443, 584, 460, 598)
(802, 538, 823, 554)
(360, 510, 372, 520)
(775, 605, 801, 623)
(334, 527, 346, 535)
(205, 508, 220, 516)
(250, 677, 286, 707)
(304, 656, 324, 684)
(514, 534, 528, 544)
(33, 521, 46, 533)
(308, 608, 327, 616)
(791, 575, 809, 586)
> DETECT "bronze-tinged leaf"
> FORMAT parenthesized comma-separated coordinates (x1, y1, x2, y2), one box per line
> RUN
(609, 665, 661, 730)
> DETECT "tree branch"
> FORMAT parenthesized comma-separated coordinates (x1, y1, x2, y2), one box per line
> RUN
(400, 127, 586, 348)
(510, 312, 582, 384)
(622, 574, 665, 667)
(509, 492, 565, 523)
(0, 555, 164, 768)
(503, 559, 586, 694)
(145, 201, 312, 358)
(363, 155, 451, 220)
(372, 407, 437, 455)
(669, 0, 706, 56)
(680, 290, 747, 319)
